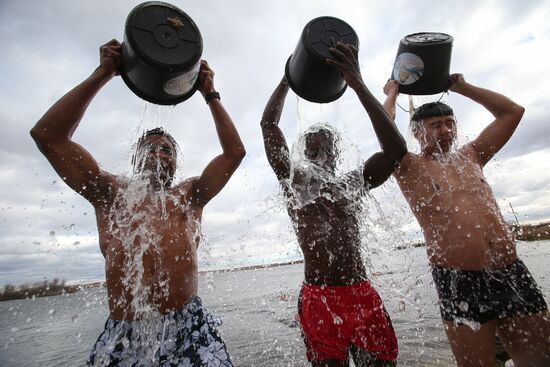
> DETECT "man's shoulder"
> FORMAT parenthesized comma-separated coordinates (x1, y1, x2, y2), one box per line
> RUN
(395, 152, 422, 176)
(88, 172, 124, 209)
(173, 176, 199, 192)
(458, 143, 484, 166)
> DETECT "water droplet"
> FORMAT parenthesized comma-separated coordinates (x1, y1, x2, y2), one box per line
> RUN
(49, 231, 55, 237)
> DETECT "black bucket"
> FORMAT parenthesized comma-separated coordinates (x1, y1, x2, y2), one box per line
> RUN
(285, 16, 359, 104)
(391, 32, 453, 95)
(120, 1, 203, 105)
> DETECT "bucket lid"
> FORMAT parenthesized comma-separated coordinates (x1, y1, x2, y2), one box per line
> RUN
(402, 32, 453, 46)
(302, 16, 359, 59)
(125, 1, 202, 71)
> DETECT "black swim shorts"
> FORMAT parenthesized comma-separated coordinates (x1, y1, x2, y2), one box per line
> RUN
(431, 259, 548, 324)
(87, 296, 233, 366)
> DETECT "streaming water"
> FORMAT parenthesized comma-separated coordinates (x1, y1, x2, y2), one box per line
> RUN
(90, 102, 203, 363)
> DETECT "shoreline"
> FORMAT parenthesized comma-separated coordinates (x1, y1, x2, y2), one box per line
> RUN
(2, 222, 548, 302)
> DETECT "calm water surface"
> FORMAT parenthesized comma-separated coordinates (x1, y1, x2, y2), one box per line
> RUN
(1, 241, 548, 366)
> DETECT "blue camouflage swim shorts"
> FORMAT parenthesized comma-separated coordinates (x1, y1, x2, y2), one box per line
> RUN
(87, 296, 233, 366)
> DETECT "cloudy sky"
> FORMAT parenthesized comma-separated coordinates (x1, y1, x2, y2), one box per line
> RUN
(1, 0, 549, 286)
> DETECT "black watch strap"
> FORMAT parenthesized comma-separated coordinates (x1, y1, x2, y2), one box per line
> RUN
(204, 91, 220, 104)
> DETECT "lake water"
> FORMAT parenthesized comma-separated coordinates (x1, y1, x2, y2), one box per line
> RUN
(1, 241, 548, 366)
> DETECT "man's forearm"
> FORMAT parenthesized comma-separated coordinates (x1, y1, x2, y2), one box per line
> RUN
(382, 92, 398, 121)
(31, 67, 114, 142)
(261, 78, 289, 127)
(353, 81, 407, 162)
(208, 99, 246, 159)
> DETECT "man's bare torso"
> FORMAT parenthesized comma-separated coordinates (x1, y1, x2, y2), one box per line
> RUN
(95, 178, 202, 320)
(395, 144, 517, 270)
(285, 169, 367, 286)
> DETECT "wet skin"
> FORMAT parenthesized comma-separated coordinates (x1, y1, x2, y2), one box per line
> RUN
(98, 179, 202, 319)
(286, 131, 367, 285)
(261, 43, 407, 287)
(30, 40, 245, 321)
(397, 114, 517, 270)
(288, 181, 367, 285)
(382, 75, 525, 270)
(395, 140, 518, 270)
(261, 43, 406, 365)
(95, 134, 204, 320)
(383, 78, 550, 366)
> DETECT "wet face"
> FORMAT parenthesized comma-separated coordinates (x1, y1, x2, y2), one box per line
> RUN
(303, 129, 338, 171)
(414, 115, 457, 154)
(134, 134, 177, 186)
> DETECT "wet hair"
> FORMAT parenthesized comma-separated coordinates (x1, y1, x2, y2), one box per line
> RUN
(131, 128, 179, 169)
(410, 102, 454, 131)
(136, 128, 178, 150)
(303, 123, 340, 157)
(304, 122, 337, 136)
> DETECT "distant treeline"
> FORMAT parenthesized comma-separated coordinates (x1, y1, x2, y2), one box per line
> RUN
(394, 221, 550, 250)
(510, 221, 550, 241)
(0, 278, 81, 302)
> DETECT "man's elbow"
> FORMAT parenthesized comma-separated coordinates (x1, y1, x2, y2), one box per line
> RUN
(513, 104, 526, 120)
(386, 138, 408, 165)
(238, 146, 247, 161)
(231, 146, 246, 163)
(30, 125, 47, 148)
(396, 142, 408, 163)
(503, 103, 525, 123)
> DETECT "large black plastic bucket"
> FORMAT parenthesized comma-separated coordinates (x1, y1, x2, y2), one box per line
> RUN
(120, 1, 203, 105)
(391, 32, 453, 95)
(285, 16, 359, 104)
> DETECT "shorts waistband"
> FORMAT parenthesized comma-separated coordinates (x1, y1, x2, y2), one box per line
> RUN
(108, 295, 202, 325)
(431, 258, 523, 275)
(301, 279, 373, 295)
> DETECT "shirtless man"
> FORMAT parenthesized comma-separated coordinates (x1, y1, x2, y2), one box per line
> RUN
(30, 39, 245, 366)
(261, 43, 407, 367)
(383, 76, 550, 366)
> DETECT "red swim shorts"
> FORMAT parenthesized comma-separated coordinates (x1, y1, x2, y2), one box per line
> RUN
(298, 280, 398, 362)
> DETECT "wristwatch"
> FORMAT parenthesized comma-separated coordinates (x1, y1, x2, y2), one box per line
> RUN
(204, 91, 220, 104)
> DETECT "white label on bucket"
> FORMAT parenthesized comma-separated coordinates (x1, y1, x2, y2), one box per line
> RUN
(163, 62, 201, 96)
(393, 52, 424, 85)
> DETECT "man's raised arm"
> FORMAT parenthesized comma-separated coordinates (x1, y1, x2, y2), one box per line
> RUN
(260, 76, 291, 182)
(382, 80, 400, 121)
(30, 39, 121, 206)
(193, 61, 246, 207)
(328, 43, 407, 164)
(449, 74, 525, 165)
(327, 43, 407, 187)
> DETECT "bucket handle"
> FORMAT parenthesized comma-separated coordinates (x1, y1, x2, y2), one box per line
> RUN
(397, 91, 448, 113)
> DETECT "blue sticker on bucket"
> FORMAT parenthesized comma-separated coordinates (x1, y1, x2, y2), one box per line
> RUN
(393, 52, 424, 85)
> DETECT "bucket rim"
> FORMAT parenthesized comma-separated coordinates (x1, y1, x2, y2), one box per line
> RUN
(120, 68, 200, 105)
